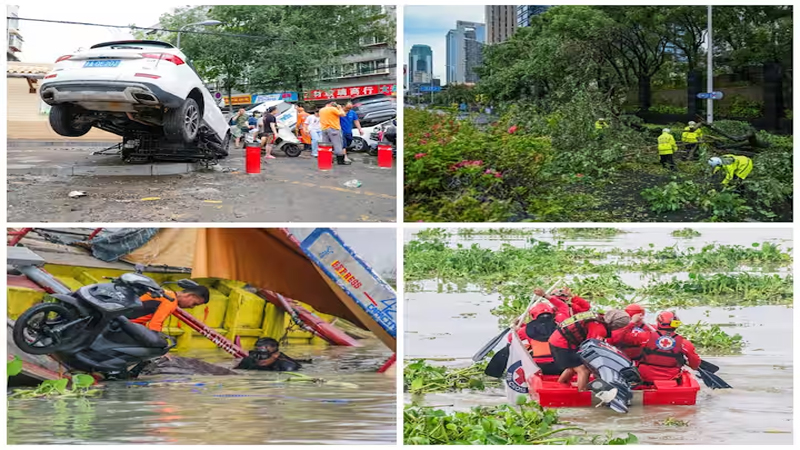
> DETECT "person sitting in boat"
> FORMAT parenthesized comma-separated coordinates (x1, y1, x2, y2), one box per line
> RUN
(513, 303, 561, 376)
(543, 287, 591, 319)
(235, 338, 303, 372)
(636, 312, 701, 384)
(607, 304, 653, 362)
(126, 286, 210, 332)
(548, 309, 631, 391)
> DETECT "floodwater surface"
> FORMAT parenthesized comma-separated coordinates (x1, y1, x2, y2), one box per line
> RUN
(404, 229, 793, 445)
(8, 341, 395, 445)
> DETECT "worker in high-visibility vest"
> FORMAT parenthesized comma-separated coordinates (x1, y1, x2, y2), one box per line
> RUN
(682, 121, 701, 160)
(708, 155, 753, 186)
(657, 128, 678, 171)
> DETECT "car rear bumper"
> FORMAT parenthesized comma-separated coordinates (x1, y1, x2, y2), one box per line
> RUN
(40, 80, 184, 109)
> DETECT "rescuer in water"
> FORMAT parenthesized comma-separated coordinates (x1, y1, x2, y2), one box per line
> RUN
(235, 337, 303, 372)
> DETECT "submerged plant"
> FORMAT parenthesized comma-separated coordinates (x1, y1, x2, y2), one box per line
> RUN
(671, 228, 701, 238)
(404, 359, 496, 394)
(678, 321, 745, 354)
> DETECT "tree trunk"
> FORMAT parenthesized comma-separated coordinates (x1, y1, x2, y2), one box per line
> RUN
(763, 62, 784, 131)
(637, 75, 652, 111)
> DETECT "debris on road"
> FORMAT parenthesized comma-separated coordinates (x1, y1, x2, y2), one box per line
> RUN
(68, 191, 87, 198)
(344, 179, 363, 188)
(140, 197, 161, 201)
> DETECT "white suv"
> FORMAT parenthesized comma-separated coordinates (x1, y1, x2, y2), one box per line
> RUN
(40, 40, 230, 159)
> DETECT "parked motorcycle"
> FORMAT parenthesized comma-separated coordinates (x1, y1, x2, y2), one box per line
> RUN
(244, 123, 303, 157)
(12, 268, 196, 379)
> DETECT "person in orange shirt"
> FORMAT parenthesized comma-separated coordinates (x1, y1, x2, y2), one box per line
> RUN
(296, 106, 311, 150)
(127, 286, 210, 332)
(318, 101, 350, 165)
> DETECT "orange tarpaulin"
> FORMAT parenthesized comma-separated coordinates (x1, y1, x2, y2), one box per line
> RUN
(121, 228, 395, 350)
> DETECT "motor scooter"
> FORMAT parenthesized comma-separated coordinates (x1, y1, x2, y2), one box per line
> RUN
(245, 123, 302, 157)
(12, 267, 197, 379)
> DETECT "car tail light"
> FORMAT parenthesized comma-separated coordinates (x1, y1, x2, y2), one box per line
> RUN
(141, 53, 185, 65)
(44, 74, 57, 79)
(134, 73, 161, 79)
(55, 55, 73, 63)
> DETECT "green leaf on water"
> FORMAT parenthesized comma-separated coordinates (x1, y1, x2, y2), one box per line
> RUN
(411, 377, 424, 392)
(7, 356, 23, 378)
(71, 374, 95, 389)
(40, 378, 69, 395)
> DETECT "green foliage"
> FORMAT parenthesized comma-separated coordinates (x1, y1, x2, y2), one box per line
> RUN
(671, 228, 701, 238)
(644, 273, 792, 306)
(641, 181, 703, 213)
(415, 228, 452, 241)
(649, 105, 688, 115)
(8, 374, 100, 399)
(7, 356, 22, 378)
(404, 402, 639, 445)
(721, 96, 764, 119)
(551, 228, 627, 239)
(404, 360, 496, 394)
(678, 321, 745, 353)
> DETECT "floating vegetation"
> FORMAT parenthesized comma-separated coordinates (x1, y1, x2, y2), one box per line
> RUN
(671, 228, 702, 238)
(643, 273, 792, 306)
(661, 417, 690, 427)
(415, 228, 452, 241)
(404, 359, 496, 394)
(404, 402, 639, 445)
(457, 228, 539, 238)
(678, 322, 745, 354)
(551, 228, 628, 239)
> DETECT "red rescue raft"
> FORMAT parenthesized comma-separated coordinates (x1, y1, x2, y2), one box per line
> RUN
(528, 371, 700, 408)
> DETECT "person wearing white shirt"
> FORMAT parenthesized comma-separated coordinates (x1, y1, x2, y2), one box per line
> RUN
(305, 109, 322, 157)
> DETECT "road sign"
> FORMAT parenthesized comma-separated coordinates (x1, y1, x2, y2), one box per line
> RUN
(697, 91, 724, 100)
(419, 86, 442, 93)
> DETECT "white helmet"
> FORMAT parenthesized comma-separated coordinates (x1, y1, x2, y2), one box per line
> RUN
(663, 128, 671, 133)
(708, 157, 722, 168)
(688, 121, 697, 127)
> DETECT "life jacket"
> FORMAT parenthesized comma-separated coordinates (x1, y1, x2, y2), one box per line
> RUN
(529, 339, 554, 364)
(657, 133, 676, 155)
(639, 330, 686, 368)
(526, 318, 557, 364)
(556, 311, 609, 348)
(613, 324, 650, 360)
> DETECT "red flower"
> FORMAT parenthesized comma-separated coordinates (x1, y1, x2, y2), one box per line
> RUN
(414, 153, 427, 160)
(420, 139, 427, 145)
(576, 173, 584, 178)
(424, 133, 431, 138)
(508, 125, 518, 134)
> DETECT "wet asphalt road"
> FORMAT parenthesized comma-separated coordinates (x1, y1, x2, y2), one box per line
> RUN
(7, 150, 396, 223)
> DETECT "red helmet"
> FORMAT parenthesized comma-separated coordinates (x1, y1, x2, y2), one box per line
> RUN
(656, 311, 682, 330)
(529, 303, 555, 320)
(624, 304, 645, 317)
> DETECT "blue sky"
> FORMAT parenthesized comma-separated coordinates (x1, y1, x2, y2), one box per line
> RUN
(404, 5, 485, 82)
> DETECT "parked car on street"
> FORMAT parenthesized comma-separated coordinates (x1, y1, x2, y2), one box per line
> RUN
(39, 40, 230, 161)
(350, 94, 396, 126)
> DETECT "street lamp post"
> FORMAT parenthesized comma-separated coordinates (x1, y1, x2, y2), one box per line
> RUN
(706, 6, 713, 124)
(176, 20, 223, 49)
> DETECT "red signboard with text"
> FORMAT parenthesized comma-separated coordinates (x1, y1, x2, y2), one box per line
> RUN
(304, 84, 396, 101)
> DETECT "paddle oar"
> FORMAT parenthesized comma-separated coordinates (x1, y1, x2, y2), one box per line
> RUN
(699, 359, 720, 373)
(472, 278, 562, 362)
(697, 367, 732, 389)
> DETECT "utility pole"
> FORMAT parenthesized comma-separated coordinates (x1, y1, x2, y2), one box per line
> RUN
(706, 6, 714, 124)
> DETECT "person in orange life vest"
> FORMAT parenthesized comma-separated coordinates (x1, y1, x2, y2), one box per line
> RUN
(637, 311, 701, 383)
(548, 309, 631, 391)
(508, 303, 561, 376)
(127, 286, 210, 332)
(608, 304, 653, 361)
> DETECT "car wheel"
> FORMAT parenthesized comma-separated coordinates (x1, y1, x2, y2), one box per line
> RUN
(48, 104, 92, 137)
(283, 144, 302, 157)
(351, 137, 367, 152)
(164, 97, 200, 143)
(216, 131, 230, 158)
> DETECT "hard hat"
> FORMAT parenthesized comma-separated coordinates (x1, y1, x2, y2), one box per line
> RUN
(663, 128, 671, 133)
(598, 118, 606, 121)
(708, 157, 722, 167)
(529, 303, 555, 320)
(656, 311, 682, 330)
(688, 121, 697, 127)
(624, 304, 645, 317)
(603, 309, 631, 330)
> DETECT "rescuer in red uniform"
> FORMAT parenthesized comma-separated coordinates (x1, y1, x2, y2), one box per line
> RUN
(536, 287, 591, 320)
(511, 303, 561, 375)
(548, 309, 632, 391)
(607, 304, 654, 361)
(637, 311, 702, 383)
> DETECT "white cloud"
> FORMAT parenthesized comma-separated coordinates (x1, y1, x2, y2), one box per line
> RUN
(404, 5, 485, 82)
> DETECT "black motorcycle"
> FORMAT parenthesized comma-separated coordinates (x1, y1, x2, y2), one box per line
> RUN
(12, 268, 197, 378)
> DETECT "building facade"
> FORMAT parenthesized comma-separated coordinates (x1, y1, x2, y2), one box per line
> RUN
(7, 5, 23, 62)
(445, 20, 486, 85)
(486, 6, 517, 44)
(408, 44, 433, 86)
(516, 5, 550, 28)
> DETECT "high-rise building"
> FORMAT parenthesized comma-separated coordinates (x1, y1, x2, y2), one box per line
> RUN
(486, 6, 517, 44)
(7, 5, 23, 61)
(408, 44, 433, 86)
(445, 20, 485, 85)
(516, 5, 550, 28)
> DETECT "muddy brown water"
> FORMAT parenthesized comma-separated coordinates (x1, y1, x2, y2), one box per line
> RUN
(7, 341, 395, 445)
(404, 229, 793, 445)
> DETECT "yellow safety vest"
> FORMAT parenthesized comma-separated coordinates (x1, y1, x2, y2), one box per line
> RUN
(595, 120, 609, 130)
(657, 133, 677, 155)
(713, 155, 753, 185)
(682, 126, 698, 143)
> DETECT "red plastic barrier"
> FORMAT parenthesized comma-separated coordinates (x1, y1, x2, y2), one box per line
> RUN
(318, 143, 333, 170)
(245, 145, 261, 174)
(377, 143, 393, 168)
(377, 353, 396, 373)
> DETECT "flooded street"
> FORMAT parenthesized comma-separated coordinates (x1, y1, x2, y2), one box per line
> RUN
(404, 229, 793, 445)
(8, 341, 395, 445)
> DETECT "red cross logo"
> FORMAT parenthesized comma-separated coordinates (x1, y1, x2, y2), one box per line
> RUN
(514, 367, 526, 386)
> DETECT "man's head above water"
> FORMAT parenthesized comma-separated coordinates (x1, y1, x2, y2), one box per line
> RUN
(254, 337, 279, 354)
(176, 286, 210, 309)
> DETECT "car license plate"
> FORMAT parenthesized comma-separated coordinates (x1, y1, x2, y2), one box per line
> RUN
(84, 60, 120, 68)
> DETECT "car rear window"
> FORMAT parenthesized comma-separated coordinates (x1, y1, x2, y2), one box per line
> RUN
(91, 41, 175, 50)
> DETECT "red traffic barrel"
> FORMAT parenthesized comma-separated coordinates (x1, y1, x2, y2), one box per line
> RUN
(245, 144, 261, 174)
(377, 142, 393, 168)
(318, 142, 333, 171)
